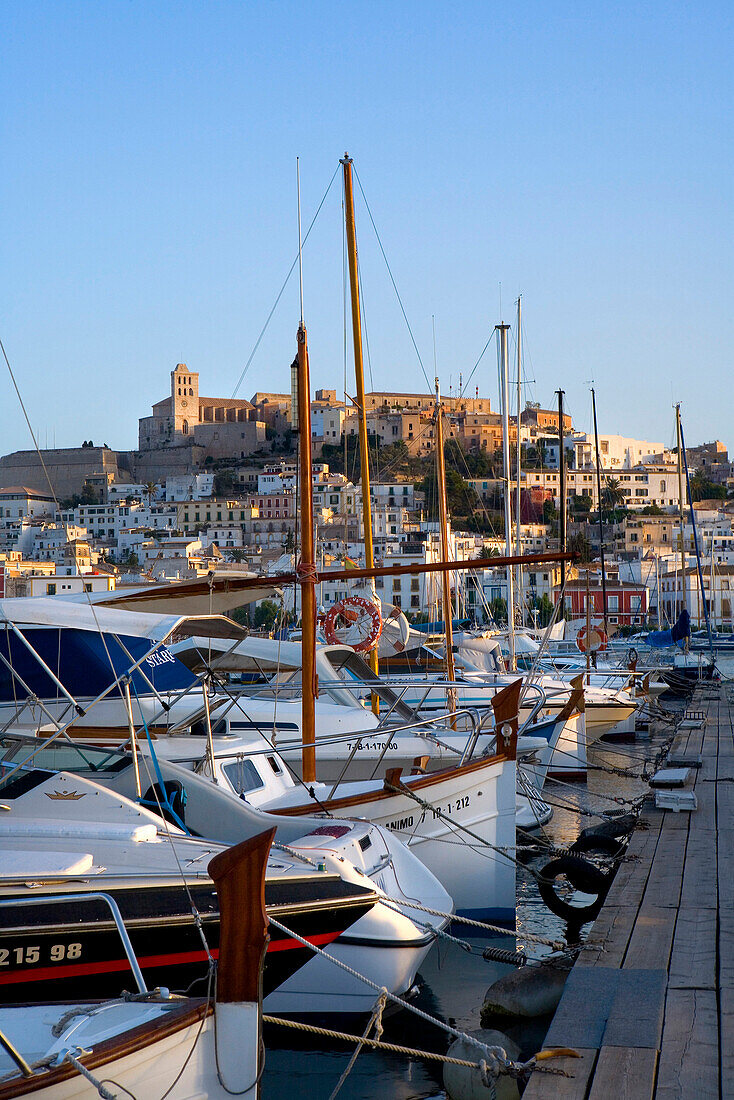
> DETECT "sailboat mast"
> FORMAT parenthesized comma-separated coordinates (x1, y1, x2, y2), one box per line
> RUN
(591, 387, 608, 635)
(295, 162, 316, 785)
(557, 389, 567, 623)
(341, 155, 380, 695)
(434, 380, 457, 712)
(296, 321, 317, 784)
(497, 324, 516, 670)
(675, 403, 687, 617)
(514, 297, 523, 624)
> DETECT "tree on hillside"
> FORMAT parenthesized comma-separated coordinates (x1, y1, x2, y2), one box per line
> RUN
(602, 477, 625, 514)
(568, 530, 593, 563)
(415, 467, 479, 519)
(213, 470, 236, 498)
(530, 593, 555, 627)
(688, 472, 727, 502)
(253, 599, 281, 631)
(571, 494, 592, 514)
(488, 597, 507, 624)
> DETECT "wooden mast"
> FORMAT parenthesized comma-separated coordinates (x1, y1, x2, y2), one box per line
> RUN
(591, 386, 609, 637)
(557, 389, 567, 622)
(341, 154, 379, 705)
(497, 323, 516, 670)
(295, 162, 316, 784)
(434, 379, 457, 717)
(514, 297, 523, 625)
(675, 403, 687, 619)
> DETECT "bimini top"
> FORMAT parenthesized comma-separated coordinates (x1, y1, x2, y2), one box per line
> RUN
(169, 636, 357, 673)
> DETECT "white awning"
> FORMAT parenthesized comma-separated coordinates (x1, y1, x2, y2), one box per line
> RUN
(0, 598, 249, 642)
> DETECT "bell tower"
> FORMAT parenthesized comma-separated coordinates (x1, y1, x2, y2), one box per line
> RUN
(171, 364, 199, 439)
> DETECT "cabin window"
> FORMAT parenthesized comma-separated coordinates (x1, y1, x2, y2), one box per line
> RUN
(222, 759, 265, 796)
(191, 718, 227, 738)
(267, 755, 283, 775)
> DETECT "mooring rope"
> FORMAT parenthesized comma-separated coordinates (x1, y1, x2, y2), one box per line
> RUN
(263, 1013, 574, 1083)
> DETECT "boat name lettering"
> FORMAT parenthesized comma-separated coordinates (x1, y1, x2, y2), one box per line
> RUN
(345, 741, 399, 753)
(0, 943, 82, 966)
(435, 795, 470, 817)
(145, 648, 176, 669)
(386, 815, 414, 831)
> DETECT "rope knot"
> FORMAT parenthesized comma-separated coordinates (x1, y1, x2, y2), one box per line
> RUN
(373, 989, 387, 1041)
(296, 561, 319, 584)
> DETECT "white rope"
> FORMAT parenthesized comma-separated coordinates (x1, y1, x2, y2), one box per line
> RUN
(263, 1013, 552, 1082)
(267, 917, 517, 1070)
(63, 1051, 120, 1099)
(375, 895, 566, 951)
(328, 990, 387, 1099)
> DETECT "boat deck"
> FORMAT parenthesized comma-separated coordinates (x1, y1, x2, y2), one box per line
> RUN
(523, 679, 732, 1099)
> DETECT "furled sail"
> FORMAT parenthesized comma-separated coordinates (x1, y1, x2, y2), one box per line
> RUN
(647, 608, 691, 649)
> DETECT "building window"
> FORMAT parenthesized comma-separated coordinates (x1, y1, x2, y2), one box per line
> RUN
(46, 583, 56, 595)
(392, 579, 401, 592)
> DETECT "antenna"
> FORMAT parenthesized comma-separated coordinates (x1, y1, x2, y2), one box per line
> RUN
(297, 157, 304, 324)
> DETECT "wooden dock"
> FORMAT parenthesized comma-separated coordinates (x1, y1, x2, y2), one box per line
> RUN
(523, 680, 732, 1099)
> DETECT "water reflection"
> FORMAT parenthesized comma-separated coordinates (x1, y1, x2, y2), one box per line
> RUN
(262, 711, 679, 1098)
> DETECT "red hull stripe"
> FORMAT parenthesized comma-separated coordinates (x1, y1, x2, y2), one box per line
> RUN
(0, 931, 341, 986)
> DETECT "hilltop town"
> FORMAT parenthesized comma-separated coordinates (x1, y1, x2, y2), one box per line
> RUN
(0, 363, 730, 633)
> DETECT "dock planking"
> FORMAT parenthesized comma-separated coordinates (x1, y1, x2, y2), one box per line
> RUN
(524, 682, 729, 1099)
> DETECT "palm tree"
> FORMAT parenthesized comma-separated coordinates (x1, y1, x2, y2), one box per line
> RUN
(602, 476, 625, 516)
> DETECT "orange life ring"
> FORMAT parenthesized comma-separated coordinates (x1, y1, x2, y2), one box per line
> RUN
(323, 595, 383, 652)
(577, 626, 608, 653)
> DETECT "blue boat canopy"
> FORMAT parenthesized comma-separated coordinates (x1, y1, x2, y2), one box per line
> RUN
(647, 609, 691, 649)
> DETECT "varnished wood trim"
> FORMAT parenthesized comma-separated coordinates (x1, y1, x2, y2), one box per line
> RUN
(0, 999, 210, 1098)
(208, 828, 274, 1003)
(272, 748, 511, 816)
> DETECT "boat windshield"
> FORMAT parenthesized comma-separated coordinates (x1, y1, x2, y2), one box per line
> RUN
(0, 736, 129, 782)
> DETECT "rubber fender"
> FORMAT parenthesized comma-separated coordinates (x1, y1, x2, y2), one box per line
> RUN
(537, 856, 609, 923)
(570, 833, 625, 861)
(578, 813, 636, 841)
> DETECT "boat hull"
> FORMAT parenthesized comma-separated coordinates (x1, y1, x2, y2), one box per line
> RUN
(0, 878, 374, 1004)
(0, 999, 259, 1100)
(270, 755, 518, 923)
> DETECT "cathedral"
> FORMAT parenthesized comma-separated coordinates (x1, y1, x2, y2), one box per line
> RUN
(138, 366, 266, 459)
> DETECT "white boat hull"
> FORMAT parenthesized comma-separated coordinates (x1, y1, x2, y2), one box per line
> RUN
(270, 754, 518, 922)
(0, 1000, 259, 1099)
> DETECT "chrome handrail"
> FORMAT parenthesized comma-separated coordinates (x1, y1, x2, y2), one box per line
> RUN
(0, 892, 147, 994)
(517, 683, 548, 731)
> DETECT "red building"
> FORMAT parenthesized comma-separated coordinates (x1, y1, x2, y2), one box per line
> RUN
(556, 575, 648, 628)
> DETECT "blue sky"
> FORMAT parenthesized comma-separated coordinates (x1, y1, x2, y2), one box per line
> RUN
(1, 1, 732, 455)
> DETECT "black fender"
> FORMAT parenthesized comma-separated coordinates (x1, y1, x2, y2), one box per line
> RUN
(537, 855, 610, 922)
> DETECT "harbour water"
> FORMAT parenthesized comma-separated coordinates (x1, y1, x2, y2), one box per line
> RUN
(261, 709, 681, 1098)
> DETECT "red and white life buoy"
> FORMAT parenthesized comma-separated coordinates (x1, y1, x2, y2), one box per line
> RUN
(323, 595, 383, 652)
(577, 626, 608, 653)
